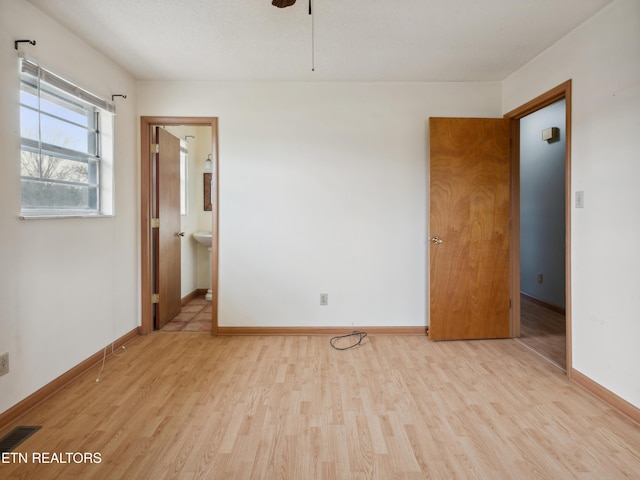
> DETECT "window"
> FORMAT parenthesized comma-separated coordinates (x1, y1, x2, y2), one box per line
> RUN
(19, 58, 115, 217)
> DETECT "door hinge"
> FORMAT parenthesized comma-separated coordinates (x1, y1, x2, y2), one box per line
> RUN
(152, 294, 160, 304)
(151, 143, 159, 154)
(151, 218, 159, 228)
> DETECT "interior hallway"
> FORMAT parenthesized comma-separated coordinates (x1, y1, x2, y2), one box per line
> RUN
(518, 294, 566, 370)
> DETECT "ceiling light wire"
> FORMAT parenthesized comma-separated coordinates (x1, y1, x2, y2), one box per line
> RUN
(310, 0, 315, 72)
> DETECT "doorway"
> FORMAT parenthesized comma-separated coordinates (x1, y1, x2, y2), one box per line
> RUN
(140, 116, 219, 335)
(506, 80, 572, 373)
(517, 99, 566, 369)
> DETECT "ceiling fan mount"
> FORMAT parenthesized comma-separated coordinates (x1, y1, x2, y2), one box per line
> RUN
(272, 0, 296, 8)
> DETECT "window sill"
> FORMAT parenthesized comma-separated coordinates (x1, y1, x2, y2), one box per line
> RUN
(20, 211, 115, 220)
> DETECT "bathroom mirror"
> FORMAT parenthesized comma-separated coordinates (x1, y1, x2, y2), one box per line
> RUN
(203, 173, 212, 211)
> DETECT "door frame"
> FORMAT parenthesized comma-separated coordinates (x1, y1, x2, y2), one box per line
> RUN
(140, 116, 219, 335)
(505, 80, 572, 373)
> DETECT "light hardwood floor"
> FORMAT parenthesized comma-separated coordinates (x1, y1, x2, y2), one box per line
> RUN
(1, 333, 639, 479)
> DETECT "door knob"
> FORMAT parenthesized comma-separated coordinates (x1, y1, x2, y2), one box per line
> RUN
(431, 236, 443, 245)
(176, 231, 185, 237)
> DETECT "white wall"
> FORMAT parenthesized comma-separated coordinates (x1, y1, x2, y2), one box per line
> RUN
(138, 82, 503, 327)
(504, 0, 640, 407)
(0, 0, 138, 414)
(193, 128, 214, 291)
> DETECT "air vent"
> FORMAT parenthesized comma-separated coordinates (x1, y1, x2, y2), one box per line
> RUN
(0, 426, 41, 453)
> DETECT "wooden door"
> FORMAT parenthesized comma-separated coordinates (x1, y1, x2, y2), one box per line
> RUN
(429, 117, 511, 340)
(155, 127, 182, 329)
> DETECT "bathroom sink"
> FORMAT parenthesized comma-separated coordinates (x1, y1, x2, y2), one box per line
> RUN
(192, 231, 212, 247)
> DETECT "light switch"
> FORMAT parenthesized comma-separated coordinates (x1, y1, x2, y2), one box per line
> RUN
(576, 191, 585, 208)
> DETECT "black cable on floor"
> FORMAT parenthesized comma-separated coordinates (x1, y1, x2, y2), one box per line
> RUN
(330, 331, 368, 350)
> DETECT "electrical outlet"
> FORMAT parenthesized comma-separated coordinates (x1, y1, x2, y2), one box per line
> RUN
(537, 273, 543, 284)
(320, 293, 328, 306)
(0, 353, 8, 377)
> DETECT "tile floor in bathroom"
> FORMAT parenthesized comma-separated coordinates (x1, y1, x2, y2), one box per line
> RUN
(160, 294, 212, 332)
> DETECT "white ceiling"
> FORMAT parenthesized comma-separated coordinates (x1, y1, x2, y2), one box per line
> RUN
(26, 0, 613, 82)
